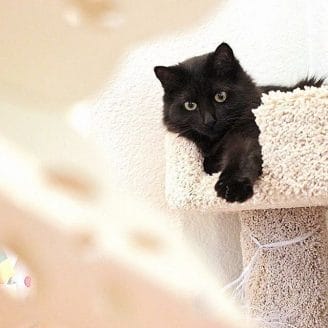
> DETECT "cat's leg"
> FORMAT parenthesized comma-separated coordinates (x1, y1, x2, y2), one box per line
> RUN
(189, 136, 222, 175)
(199, 141, 223, 175)
(215, 134, 262, 203)
(203, 154, 222, 175)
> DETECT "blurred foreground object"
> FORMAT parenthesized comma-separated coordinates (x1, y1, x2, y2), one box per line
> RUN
(0, 0, 254, 327)
(0, 0, 217, 110)
(0, 134, 251, 327)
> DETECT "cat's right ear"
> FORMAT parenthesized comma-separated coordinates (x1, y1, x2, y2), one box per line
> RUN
(154, 66, 181, 91)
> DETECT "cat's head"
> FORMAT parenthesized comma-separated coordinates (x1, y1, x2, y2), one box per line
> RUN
(154, 43, 261, 138)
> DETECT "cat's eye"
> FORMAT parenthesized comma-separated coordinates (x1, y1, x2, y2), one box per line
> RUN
(214, 91, 227, 103)
(184, 101, 198, 111)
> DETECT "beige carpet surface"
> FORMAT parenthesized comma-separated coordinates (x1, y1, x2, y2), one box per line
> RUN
(165, 86, 328, 211)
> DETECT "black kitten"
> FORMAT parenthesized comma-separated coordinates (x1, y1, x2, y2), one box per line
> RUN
(154, 43, 324, 203)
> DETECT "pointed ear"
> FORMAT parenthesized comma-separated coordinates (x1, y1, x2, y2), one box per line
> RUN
(154, 66, 182, 91)
(214, 42, 234, 59)
(212, 43, 236, 74)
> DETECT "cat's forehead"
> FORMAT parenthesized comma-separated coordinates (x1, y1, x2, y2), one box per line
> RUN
(179, 53, 230, 87)
(177, 57, 231, 92)
(180, 53, 209, 77)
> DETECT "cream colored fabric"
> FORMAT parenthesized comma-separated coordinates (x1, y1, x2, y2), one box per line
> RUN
(165, 86, 328, 211)
(240, 207, 328, 328)
(165, 86, 328, 327)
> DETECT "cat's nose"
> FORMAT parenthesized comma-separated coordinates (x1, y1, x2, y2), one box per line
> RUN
(204, 113, 216, 128)
(206, 120, 216, 128)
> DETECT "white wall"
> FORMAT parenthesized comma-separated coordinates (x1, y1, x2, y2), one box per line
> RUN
(306, 1, 328, 77)
(89, 0, 327, 283)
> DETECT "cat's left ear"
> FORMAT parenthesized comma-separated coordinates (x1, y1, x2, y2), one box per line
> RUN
(212, 42, 236, 73)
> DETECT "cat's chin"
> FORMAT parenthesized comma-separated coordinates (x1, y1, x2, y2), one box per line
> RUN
(196, 128, 223, 139)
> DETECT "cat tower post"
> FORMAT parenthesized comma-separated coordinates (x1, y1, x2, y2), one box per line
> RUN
(165, 86, 328, 328)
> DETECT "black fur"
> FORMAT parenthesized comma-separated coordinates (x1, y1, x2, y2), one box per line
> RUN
(260, 77, 325, 94)
(154, 43, 324, 203)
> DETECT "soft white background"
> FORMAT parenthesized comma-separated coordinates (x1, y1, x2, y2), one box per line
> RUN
(89, 0, 328, 283)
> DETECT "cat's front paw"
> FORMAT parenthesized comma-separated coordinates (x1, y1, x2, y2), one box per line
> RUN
(203, 156, 221, 175)
(215, 175, 253, 203)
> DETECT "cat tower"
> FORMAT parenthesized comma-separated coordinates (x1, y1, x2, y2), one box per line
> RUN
(166, 86, 328, 328)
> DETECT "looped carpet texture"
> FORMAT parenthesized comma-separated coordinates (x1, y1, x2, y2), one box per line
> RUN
(165, 86, 328, 211)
